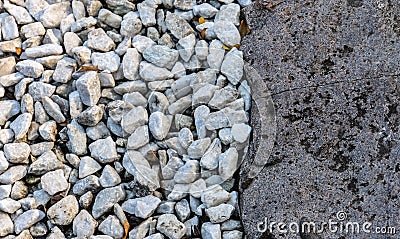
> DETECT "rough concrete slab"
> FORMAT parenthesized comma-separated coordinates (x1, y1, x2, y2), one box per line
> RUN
(240, 1, 400, 238)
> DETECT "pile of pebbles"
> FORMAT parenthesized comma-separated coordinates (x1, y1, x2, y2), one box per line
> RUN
(0, 0, 253, 237)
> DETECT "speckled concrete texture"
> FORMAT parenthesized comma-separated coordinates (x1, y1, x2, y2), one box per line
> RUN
(239, 1, 400, 238)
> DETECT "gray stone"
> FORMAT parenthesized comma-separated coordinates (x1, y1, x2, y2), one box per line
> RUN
(1, 16, 19, 40)
(175, 199, 190, 222)
(9, 112, 31, 140)
(14, 209, 45, 234)
(138, 2, 156, 26)
(168, 94, 192, 115)
(193, 3, 218, 18)
(47, 195, 79, 225)
(132, 35, 156, 53)
(73, 175, 100, 195)
(218, 148, 238, 180)
(89, 136, 119, 164)
(98, 215, 124, 239)
(174, 0, 195, 10)
(208, 86, 238, 109)
(21, 22, 46, 38)
(165, 13, 194, 39)
(72, 210, 98, 238)
(0, 198, 21, 214)
(162, 156, 184, 180)
(76, 105, 103, 126)
(200, 138, 221, 170)
(79, 156, 102, 178)
(39, 2, 71, 28)
(98, 9, 122, 28)
(16, 60, 44, 78)
(201, 222, 221, 239)
(194, 105, 210, 139)
(120, 17, 142, 37)
(4, 142, 30, 164)
(42, 96, 66, 123)
(0, 152, 8, 174)
(76, 71, 101, 106)
(201, 185, 230, 208)
(29, 82, 56, 101)
(187, 138, 211, 159)
(79, 191, 93, 209)
(205, 203, 234, 223)
(0, 72, 24, 87)
(174, 160, 199, 184)
(205, 108, 247, 130)
(122, 151, 160, 191)
(122, 48, 141, 80)
(53, 57, 76, 83)
(92, 186, 126, 218)
(127, 125, 149, 149)
(41, 169, 69, 195)
(157, 201, 176, 214)
(0, 57, 16, 77)
(38, 120, 57, 141)
(87, 28, 116, 52)
(0, 212, 13, 237)
(144, 233, 164, 239)
(222, 230, 243, 239)
(207, 40, 225, 70)
(121, 106, 148, 134)
(220, 48, 244, 85)
(99, 165, 121, 187)
(28, 151, 63, 175)
(66, 120, 87, 155)
(91, 51, 120, 72)
(149, 112, 171, 140)
(123, 92, 147, 107)
(177, 33, 195, 62)
(156, 214, 186, 239)
(0, 100, 20, 125)
(215, 3, 240, 25)
(25, 44, 63, 58)
(86, 122, 111, 141)
(178, 128, 193, 149)
(193, 84, 219, 106)
(143, 45, 179, 69)
(139, 61, 173, 81)
(122, 195, 161, 218)
(231, 123, 251, 143)
(0, 165, 27, 184)
(0, 185, 11, 200)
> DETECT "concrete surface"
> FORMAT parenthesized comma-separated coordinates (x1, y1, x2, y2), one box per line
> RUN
(239, 1, 400, 238)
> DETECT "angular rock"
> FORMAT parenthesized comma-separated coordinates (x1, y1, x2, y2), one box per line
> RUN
(205, 203, 234, 223)
(187, 138, 211, 159)
(0, 57, 16, 77)
(4, 142, 30, 164)
(87, 28, 115, 52)
(201, 222, 221, 239)
(79, 156, 102, 178)
(67, 120, 87, 155)
(139, 61, 173, 81)
(218, 148, 238, 180)
(220, 48, 244, 85)
(14, 209, 45, 234)
(1, 16, 19, 40)
(156, 214, 186, 239)
(25, 44, 64, 58)
(76, 71, 101, 106)
(89, 136, 119, 163)
(99, 165, 121, 188)
(98, 215, 124, 239)
(92, 186, 126, 218)
(0, 165, 27, 184)
(42, 96, 66, 123)
(53, 57, 76, 83)
(76, 105, 103, 126)
(127, 125, 149, 149)
(39, 2, 71, 28)
(91, 51, 120, 72)
(149, 112, 171, 140)
(122, 48, 141, 80)
(72, 210, 98, 238)
(201, 185, 231, 208)
(143, 45, 179, 69)
(47, 195, 79, 225)
(174, 160, 199, 184)
(165, 13, 194, 39)
(28, 151, 63, 175)
(0, 100, 20, 125)
(41, 169, 69, 195)
(121, 195, 161, 218)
